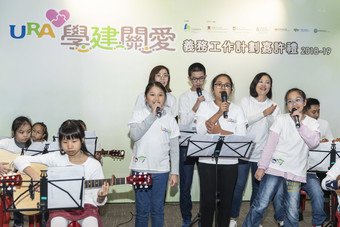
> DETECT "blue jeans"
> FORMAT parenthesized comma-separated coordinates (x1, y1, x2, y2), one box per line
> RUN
(301, 173, 327, 225)
(231, 160, 283, 222)
(179, 145, 198, 225)
(272, 180, 284, 222)
(231, 160, 259, 218)
(134, 172, 169, 227)
(243, 174, 300, 227)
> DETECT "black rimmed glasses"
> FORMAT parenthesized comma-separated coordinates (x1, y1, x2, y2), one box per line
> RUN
(214, 83, 231, 89)
(190, 76, 206, 82)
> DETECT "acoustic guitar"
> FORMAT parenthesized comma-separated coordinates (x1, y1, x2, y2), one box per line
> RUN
(93, 149, 125, 162)
(12, 171, 151, 215)
(0, 148, 21, 171)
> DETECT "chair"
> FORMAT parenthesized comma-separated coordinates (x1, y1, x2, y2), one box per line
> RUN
(68, 221, 81, 227)
(28, 215, 40, 227)
(300, 189, 307, 213)
(0, 194, 11, 227)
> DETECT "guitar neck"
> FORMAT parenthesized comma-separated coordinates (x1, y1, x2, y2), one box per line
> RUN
(96, 149, 125, 158)
(84, 177, 126, 188)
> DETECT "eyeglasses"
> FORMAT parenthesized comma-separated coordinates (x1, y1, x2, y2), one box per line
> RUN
(155, 73, 170, 78)
(286, 97, 304, 105)
(214, 83, 231, 89)
(190, 76, 206, 82)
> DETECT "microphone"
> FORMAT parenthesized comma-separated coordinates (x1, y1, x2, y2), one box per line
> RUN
(291, 108, 300, 128)
(196, 87, 202, 97)
(156, 107, 162, 118)
(221, 91, 228, 118)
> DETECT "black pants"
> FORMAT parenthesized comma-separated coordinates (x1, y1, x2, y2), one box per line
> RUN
(198, 162, 238, 227)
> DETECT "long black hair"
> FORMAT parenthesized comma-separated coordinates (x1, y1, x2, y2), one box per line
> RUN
(58, 119, 89, 155)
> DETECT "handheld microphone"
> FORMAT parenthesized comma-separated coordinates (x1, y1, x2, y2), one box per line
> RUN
(221, 91, 228, 118)
(156, 107, 162, 118)
(196, 87, 202, 97)
(291, 108, 300, 128)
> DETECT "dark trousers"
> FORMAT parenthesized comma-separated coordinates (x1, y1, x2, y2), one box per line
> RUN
(198, 162, 238, 227)
(179, 145, 199, 222)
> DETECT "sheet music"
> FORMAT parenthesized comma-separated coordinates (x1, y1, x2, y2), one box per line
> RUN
(308, 142, 340, 172)
(84, 131, 97, 155)
(187, 134, 253, 158)
(47, 165, 85, 209)
(179, 129, 196, 146)
(25, 142, 47, 156)
(46, 141, 60, 152)
(25, 141, 60, 156)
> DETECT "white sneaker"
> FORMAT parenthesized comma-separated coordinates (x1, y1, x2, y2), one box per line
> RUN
(229, 219, 237, 227)
(259, 225, 263, 227)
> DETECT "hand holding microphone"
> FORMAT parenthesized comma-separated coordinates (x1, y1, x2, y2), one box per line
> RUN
(291, 108, 300, 128)
(152, 102, 162, 118)
(196, 87, 202, 97)
(156, 107, 162, 118)
(221, 91, 228, 118)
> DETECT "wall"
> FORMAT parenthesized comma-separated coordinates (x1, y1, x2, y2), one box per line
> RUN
(1, 0, 339, 202)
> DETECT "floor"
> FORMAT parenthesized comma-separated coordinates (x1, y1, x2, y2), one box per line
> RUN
(99, 201, 315, 227)
(11, 200, 333, 226)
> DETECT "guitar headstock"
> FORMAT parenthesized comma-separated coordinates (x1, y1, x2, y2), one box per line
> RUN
(0, 173, 22, 187)
(95, 149, 125, 160)
(127, 172, 152, 189)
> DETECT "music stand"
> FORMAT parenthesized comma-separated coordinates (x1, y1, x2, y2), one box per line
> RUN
(187, 134, 253, 227)
(308, 142, 340, 172)
(24, 141, 61, 156)
(2, 165, 85, 227)
(179, 129, 196, 147)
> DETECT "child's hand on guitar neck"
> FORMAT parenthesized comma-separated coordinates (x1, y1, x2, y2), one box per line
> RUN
(97, 181, 109, 203)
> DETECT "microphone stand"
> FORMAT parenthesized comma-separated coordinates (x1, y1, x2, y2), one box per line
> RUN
(40, 170, 48, 227)
(212, 136, 224, 227)
(324, 142, 337, 227)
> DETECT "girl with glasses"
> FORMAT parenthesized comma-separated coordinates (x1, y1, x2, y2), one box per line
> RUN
(195, 73, 247, 227)
(243, 88, 320, 227)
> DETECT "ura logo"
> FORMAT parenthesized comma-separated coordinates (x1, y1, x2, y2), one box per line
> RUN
(9, 9, 70, 39)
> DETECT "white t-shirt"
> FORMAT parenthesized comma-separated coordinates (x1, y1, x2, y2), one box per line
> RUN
(0, 138, 24, 154)
(195, 101, 247, 165)
(178, 89, 213, 131)
(269, 114, 319, 178)
(240, 96, 281, 162)
(128, 108, 180, 173)
(134, 92, 178, 117)
(318, 118, 334, 141)
(13, 152, 107, 207)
